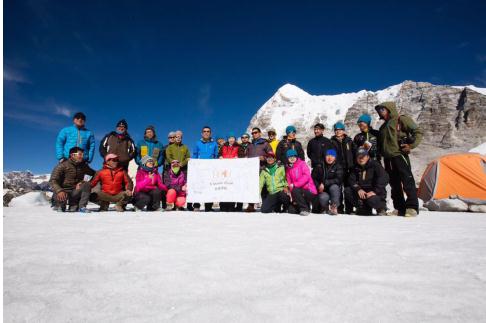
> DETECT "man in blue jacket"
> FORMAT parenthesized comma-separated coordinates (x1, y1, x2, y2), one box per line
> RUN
(188, 126, 218, 212)
(56, 112, 95, 163)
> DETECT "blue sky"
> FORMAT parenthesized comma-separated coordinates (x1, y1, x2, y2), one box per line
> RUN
(4, 0, 486, 173)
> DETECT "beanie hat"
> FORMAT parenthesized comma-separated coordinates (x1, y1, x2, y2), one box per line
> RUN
(73, 112, 86, 120)
(286, 125, 297, 134)
(326, 149, 337, 157)
(141, 155, 155, 166)
(168, 131, 176, 138)
(265, 151, 276, 159)
(105, 153, 118, 162)
(314, 123, 325, 130)
(116, 119, 128, 129)
(356, 147, 369, 157)
(241, 132, 250, 138)
(286, 149, 298, 158)
(227, 132, 236, 140)
(267, 128, 277, 135)
(357, 114, 372, 126)
(333, 121, 345, 131)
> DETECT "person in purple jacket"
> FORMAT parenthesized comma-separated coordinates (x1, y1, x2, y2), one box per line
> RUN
(164, 160, 187, 211)
(285, 149, 317, 216)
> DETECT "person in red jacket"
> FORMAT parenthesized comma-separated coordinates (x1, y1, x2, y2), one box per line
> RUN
(91, 153, 133, 212)
(218, 133, 240, 211)
(219, 133, 240, 159)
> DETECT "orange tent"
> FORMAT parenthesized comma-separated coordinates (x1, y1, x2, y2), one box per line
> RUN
(418, 153, 486, 202)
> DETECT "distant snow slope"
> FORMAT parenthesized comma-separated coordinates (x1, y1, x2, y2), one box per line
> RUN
(4, 206, 486, 322)
(8, 192, 50, 208)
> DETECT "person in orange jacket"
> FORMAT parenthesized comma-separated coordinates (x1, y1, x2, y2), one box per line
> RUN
(91, 153, 133, 212)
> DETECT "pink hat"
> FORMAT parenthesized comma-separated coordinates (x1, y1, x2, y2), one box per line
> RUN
(105, 153, 119, 162)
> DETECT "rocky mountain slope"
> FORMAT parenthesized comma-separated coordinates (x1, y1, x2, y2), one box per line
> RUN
(3, 171, 50, 206)
(248, 81, 486, 179)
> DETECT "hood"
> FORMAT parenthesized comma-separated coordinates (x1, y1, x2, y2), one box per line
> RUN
(286, 157, 303, 169)
(103, 163, 123, 171)
(375, 101, 398, 119)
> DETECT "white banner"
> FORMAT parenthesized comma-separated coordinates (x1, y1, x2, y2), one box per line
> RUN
(187, 158, 260, 203)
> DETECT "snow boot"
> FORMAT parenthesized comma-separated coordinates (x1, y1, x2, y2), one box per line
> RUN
(329, 204, 338, 216)
(404, 208, 418, 217)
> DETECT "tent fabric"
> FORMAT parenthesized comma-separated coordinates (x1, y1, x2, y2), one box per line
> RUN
(418, 153, 486, 202)
(419, 160, 438, 202)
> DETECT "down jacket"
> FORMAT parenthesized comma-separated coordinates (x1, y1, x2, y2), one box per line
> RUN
(55, 125, 95, 162)
(134, 167, 167, 194)
(90, 164, 133, 195)
(285, 158, 317, 195)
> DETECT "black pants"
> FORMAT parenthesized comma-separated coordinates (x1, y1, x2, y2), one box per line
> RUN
(133, 189, 164, 210)
(344, 187, 386, 215)
(384, 155, 418, 214)
(261, 191, 291, 213)
(220, 202, 236, 212)
(187, 202, 214, 211)
(235, 203, 243, 212)
(289, 187, 316, 213)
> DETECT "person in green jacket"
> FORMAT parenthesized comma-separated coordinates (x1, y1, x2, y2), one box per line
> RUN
(259, 152, 291, 213)
(165, 130, 191, 172)
(375, 101, 423, 217)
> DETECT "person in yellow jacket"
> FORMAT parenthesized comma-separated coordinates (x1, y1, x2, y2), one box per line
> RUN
(267, 128, 279, 154)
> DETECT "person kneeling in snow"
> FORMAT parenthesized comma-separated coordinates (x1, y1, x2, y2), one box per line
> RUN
(259, 152, 290, 213)
(344, 148, 389, 215)
(133, 156, 167, 211)
(90, 154, 133, 212)
(163, 160, 187, 211)
(285, 149, 317, 216)
(49, 147, 96, 213)
(312, 149, 344, 215)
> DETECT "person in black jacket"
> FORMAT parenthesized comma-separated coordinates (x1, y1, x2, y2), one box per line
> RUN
(312, 149, 343, 215)
(275, 125, 305, 166)
(344, 148, 389, 215)
(353, 114, 381, 161)
(307, 122, 334, 168)
(331, 121, 354, 213)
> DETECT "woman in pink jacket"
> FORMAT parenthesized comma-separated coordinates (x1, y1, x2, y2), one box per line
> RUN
(285, 149, 317, 216)
(133, 156, 167, 211)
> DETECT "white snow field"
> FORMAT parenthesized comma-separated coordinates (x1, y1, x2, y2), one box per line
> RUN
(4, 205, 486, 322)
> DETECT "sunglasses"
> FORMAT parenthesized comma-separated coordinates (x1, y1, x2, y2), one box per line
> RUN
(251, 131, 259, 135)
(168, 136, 175, 139)
(202, 130, 211, 133)
(242, 136, 249, 139)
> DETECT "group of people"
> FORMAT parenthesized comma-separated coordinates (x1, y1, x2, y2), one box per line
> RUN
(50, 100, 423, 216)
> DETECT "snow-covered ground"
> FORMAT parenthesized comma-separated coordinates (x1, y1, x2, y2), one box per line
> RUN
(469, 142, 486, 155)
(4, 204, 486, 322)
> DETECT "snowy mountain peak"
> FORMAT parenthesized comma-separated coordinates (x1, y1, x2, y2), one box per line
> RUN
(276, 83, 310, 100)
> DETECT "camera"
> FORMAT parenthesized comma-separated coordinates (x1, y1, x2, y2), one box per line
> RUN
(399, 134, 415, 146)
